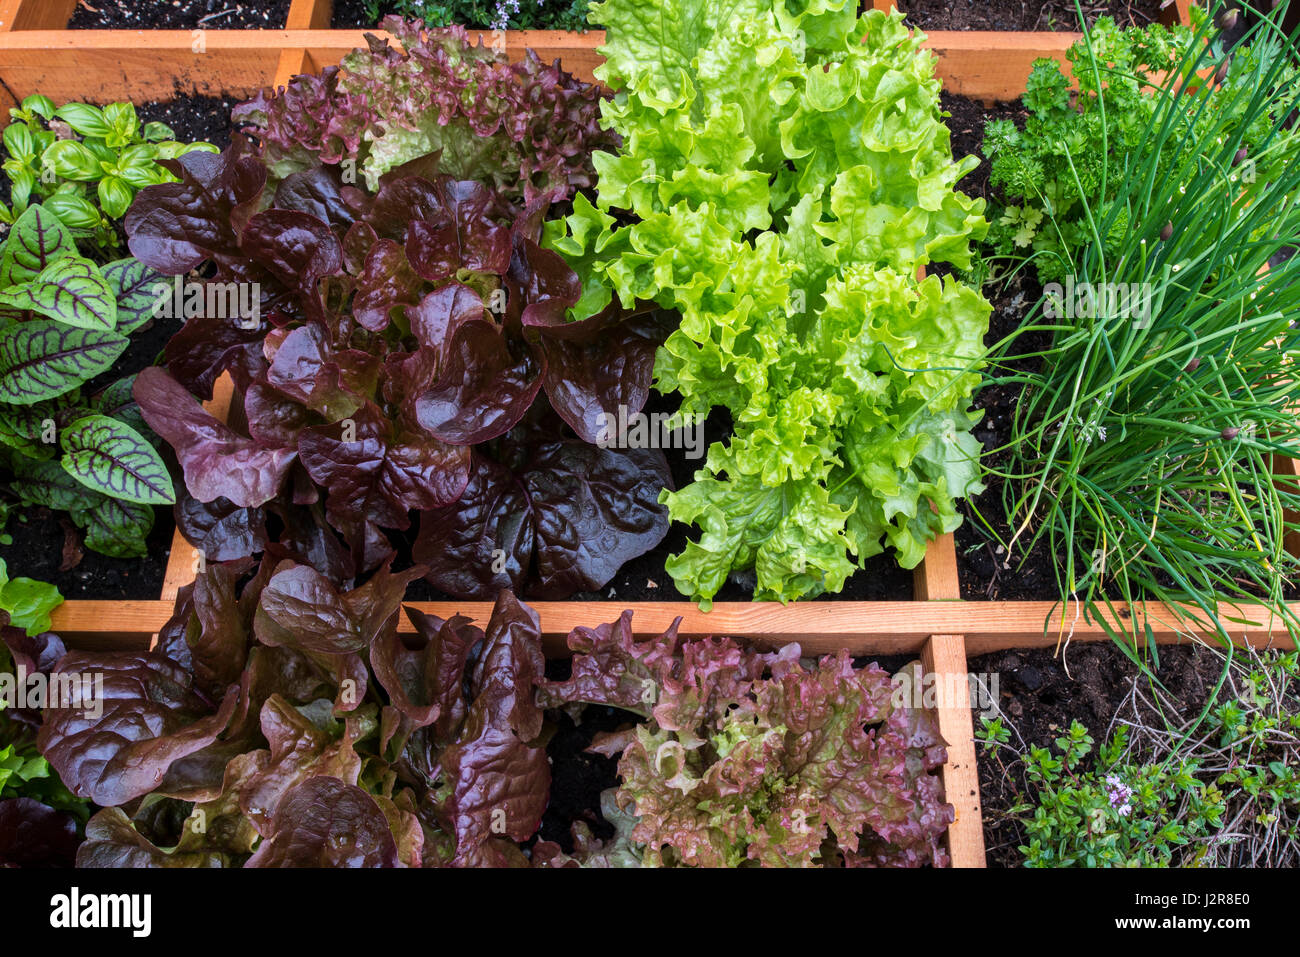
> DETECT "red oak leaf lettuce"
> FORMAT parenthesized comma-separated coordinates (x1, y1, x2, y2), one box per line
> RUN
(539, 623, 954, 867)
(232, 17, 616, 206)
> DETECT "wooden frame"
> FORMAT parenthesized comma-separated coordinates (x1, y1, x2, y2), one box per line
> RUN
(9, 0, 1296, 871)
(0, 0, 1196, 111)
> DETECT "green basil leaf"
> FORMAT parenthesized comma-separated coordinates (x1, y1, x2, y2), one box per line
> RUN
(0, 558, 63, 636)
(102, 102, 138, 148)
(7, 166, 36, 213)
(30, 128, 56, 155)
(40, 193, 102, 230)
(2, 123, 35, 163)
(82, 140, 118, 168)
(97, 175, 135, 220)
(41, 140, 102, 182)
(141, 121, 175, 142)
(20, 95, 56, 120)
(154, 141, 199, 161)
(117, 142, 158, 169)
(53, 103, 112, 139)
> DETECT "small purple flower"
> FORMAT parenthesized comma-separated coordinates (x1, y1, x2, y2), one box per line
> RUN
(491, 0, 524, 31)
(1105, 774, 1134, 817)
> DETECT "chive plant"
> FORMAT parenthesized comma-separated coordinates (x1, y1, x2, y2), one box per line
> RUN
(986, 4, 1300, 655)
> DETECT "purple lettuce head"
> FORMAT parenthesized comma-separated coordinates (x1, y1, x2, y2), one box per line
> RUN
(233, 17, 617, 206)
(35, 557, 552, 868)
(126, 142, 669, 596)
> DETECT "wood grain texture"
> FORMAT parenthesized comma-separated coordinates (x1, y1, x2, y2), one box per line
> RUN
(0, 27, 1077, 103)
(0, 0, 76, 31)
(286, 0, 331, 30)
(54, 598, 1300, 654)
(923, 634, 985, 868)
(0, 0, 1199, 103)
(915, 532, 961, 600)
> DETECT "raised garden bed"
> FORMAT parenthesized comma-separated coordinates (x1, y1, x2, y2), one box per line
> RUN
(0, 0, 1196, 110)
(1, 1, 1296, 873)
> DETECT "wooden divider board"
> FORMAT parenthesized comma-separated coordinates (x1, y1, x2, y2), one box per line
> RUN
(49, 596, 1300, 654)
(0, 0, 1200, 107)
(914, 533, 985, 866)
(286, 0, 332, 31)
(0, 27, 1155, 108)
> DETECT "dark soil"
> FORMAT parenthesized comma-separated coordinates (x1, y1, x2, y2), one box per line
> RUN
(939, 93, 1062, 601)
(970, 640, 1228, 867)
(942, 92, 1022, 205)
(898, 0, 1171, 32)
(330, 1, 601, 30)
(332, 0, 382, 29)
(69, 0, 292, 30)
(538, 700, 627, 850)
(0, 506, 175, 600)
(136, 93, 238, 151)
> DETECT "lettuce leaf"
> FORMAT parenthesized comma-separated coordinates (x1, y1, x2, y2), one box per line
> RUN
(36, 561, 553, 867)
(233, 17, 617, 206)
(539, 615, 954, 867)
(546, 0, 991, 605)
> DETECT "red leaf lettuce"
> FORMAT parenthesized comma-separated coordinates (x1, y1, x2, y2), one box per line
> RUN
(537, 615, 954, 867)
(37, 560, 553, 867)
(232, 16, 617, 206)
(126, 140, 669, 598)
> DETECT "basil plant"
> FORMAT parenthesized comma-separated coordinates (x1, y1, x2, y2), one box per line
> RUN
(1, 95, 218, 251)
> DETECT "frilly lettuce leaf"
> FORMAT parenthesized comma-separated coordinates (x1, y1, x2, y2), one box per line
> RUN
(539, 617, 953, 867)
(234, 17, 616, 206)
(547, 0, 992, 603)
